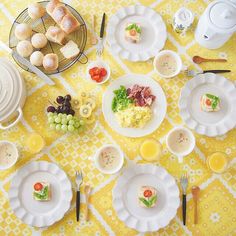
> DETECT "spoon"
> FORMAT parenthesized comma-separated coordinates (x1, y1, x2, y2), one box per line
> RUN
(84, 185, 92, 221)
(193, 56, 227, 64)
(191, 186, 200, 224)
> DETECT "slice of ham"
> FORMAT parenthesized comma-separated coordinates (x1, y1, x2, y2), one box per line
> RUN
(127, 84, 156, 107)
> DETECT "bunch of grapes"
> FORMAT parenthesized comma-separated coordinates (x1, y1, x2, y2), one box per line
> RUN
(47, 95, 75, 116)
(47, 112, 85, 133)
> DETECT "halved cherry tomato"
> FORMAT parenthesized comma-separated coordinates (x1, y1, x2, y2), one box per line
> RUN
(100, 68, 107, 77)
(206, 99, 211, 106)
(92, 75, 101, 82)
(89, 67, 99, 76)
(143, 189, 152, 198)
(34, 182, 43, 191)
(130, 29, 137, 36)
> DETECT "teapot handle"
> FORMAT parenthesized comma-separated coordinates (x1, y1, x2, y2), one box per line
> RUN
(203, 27, 215, 41)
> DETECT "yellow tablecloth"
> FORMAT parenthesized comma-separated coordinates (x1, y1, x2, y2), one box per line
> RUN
(0, 0, 236, 235)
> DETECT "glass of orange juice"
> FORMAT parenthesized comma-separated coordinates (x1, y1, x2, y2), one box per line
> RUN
(26, 133, 45, 154)
(139, 138, 162, 162)
(207, 152, 228, 173)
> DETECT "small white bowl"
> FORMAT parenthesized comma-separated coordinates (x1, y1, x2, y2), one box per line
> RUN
(153, 50, 183, 78)
(86, 60, 111, 85)
(0, 141, 18, 170)
(94, 144, 124, 174)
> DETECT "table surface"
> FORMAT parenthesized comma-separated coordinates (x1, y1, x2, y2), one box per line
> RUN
(0, 0, 236, 236)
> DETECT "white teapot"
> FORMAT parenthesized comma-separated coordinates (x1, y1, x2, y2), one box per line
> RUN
(195, 0, 236, 49)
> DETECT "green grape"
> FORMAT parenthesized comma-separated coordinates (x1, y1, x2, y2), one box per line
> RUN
(62, 114, 67, 119)
(67, 114, 73, 121)
(61, 124, 68, 132)
(47, 112, 53, 117)
(48, 117, 54, 124)
(49, 123, 56, 129)
(79, 120, 85, 126)
(55, 124, 62, 131)
(61, 118, 68, 125)
(55, 117, 61, 124)
(58, 113, 63, 118)
(68, 125, 75, 132)
(69, 120, 75, 125)
(74, 121, 80, 128)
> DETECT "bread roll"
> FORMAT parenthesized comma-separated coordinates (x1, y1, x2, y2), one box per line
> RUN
(46, 0, 80, 34)
(43, 53, 59, 71)
(45, 26, 66, 45)
(30, 51, 44, 66)
(15, 23, 32, 40)
(28, 3, 46, 19)
(60, 40, 80, 59)
(16, 40, 33, 57)
(31, 33, 48, 49)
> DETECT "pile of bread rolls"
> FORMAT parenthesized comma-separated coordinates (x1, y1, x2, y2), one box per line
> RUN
(14, 0, 81, 72)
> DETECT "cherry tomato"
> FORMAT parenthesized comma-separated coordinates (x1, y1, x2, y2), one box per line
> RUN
(100, 68, 107, 77)
(89, 67, 99, 76)
(206, 99, 211, 106)
(143, 189, 152, 198)
(92, 75, 101, 82)
(34, 182, 43, 191)
(130, 29, 137, 36)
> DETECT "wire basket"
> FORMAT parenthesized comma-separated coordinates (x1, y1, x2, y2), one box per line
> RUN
(9, 1, 87, 75)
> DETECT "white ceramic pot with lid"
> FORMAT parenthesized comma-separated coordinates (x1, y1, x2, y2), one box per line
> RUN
(195, 0, 236, 49)
(0, 58, 26, 130)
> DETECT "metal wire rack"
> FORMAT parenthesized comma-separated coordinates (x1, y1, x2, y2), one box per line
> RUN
(9, 1, 87, 75)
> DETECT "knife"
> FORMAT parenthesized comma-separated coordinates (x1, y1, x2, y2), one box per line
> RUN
(100, 13, 106, 39)
(0, 40, 55, 85)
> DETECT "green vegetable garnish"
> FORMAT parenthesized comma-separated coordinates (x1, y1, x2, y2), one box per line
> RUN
(139, 195, 157, 208)
(112, 85, 133, 112)
(34, 186, 48, 200)
(206, 94, 220, 110)
(125, 23, 141, 33)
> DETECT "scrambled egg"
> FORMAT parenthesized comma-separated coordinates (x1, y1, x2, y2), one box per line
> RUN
(115, 105, 152, 128)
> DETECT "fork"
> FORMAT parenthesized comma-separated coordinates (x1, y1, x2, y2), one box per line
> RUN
(184, 69, 231, 77)
(96, 13, 106, 57)
(180, 173, 188, 225)
(75, 170, 83, 222)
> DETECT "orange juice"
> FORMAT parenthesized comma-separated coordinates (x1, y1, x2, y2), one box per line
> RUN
(207, 152, 228, 173)
(140, 139, 162, 162)
(26, 133, 45, 154)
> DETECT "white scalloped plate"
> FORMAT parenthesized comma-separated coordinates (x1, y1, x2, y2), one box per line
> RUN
(9, 161, 72, 227)
(113, 164, 180, 232)
(102, 74, 167, 137)
(179, 73, 236, 137)
(107, 5, 167, 62)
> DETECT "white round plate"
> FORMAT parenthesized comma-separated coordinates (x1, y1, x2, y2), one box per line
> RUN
(113, 164, 180, 232)
(9, 161, 72, 227)
(107, 5, 167, 62)
(179, 73, 236, 137)
(102, 74, 167, 137)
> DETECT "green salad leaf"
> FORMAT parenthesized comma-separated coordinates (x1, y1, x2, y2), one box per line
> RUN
(139, 195, 157, 208)
(34, 186, 48, 200)
(112, 85, 133, 112)
(206, 94, 220, 110)
(125, 23, 141, 33)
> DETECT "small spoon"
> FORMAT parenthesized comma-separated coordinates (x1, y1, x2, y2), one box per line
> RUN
(193, 56, 227, 64)
(191, 186, 200, 224)
(84, 185, 92, 221)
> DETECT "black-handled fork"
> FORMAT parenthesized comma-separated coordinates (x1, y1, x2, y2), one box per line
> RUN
(96, 13, 106, 57)
(180, 173, 188, 225)
(75, 170, 83, 222)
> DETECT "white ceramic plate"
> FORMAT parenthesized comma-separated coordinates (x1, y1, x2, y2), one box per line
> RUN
(113, 164, 180, 232)
(102, 74, 167, 137)
(9, 161, 72, 227)
(107, 5, 167, 62)
(179, 73, 236, 137)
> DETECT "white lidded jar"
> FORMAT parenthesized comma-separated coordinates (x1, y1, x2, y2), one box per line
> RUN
(0, 58, 26, 130)
(195, 0, 236, 49)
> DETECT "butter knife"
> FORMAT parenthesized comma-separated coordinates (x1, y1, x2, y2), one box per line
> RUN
(0, 41, 55, 85)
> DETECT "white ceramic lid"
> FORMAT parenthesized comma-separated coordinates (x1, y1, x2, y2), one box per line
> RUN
(209, 1, 236, 31)
(0, 58, 23, 121)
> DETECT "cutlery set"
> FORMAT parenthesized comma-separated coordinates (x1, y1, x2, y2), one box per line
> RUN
(180, 174, 200, 226)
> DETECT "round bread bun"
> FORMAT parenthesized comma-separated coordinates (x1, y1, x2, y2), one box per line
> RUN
(30, 51, 44, 66)
(28, 3, 46, 19)
(15, 23, 32, 40)
(43, 53, 59, 71)
(16, 40, 33, 58)
(31, 33, 48, 49)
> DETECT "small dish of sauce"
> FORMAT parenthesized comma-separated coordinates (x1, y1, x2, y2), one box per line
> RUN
(94, 145, 124, 174)
(0, 141, 18, 170)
